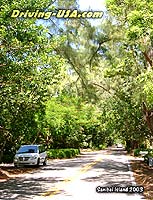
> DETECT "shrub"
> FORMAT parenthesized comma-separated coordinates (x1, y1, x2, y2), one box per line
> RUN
(134, 148, 153, 157)
(99, 144, 107, 150)
(134, 148, 148, 157)
(64, 150, 71, 158)
(2, 154, 14, 163)
(47, 148, 80, 159)
(134, 148, 141, 156)
(58, 150, 66, 159)
(144, 150, 153, 164)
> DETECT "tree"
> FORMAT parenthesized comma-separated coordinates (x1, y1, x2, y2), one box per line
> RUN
(99, 0, 153, 149)
(0, 0, 66, 162)
(45, 95, 103, 149)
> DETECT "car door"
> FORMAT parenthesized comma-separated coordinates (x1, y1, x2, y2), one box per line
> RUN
(39, 145, 46, 163)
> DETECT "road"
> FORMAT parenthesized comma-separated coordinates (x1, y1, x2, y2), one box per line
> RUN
(0, 148, 145, 200)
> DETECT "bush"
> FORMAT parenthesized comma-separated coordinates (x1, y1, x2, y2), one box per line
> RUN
(64, 150, 71, 158)
(58, 150, 66, 159)
(134, 148, 147, 156)
(47, 148, 80, 159)
(91, 144, 106, 150)
(134, 148, 153, 157)
(134, 148, 141, 156)
(98, 144, 106, 150)
(148, 149, 153, 154)
(144, 150, 153, 164)
(1, 154, 14, 163)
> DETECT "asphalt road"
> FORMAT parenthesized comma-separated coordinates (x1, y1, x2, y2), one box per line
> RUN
(0, 148, 145, 200)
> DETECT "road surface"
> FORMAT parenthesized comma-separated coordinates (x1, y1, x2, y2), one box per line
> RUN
(0, 148, 145, 200)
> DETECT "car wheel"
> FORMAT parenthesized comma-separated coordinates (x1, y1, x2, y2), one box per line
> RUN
(43, 158, 47, 166)
(14, 164, 18, 168)
(36, 158, 40, 167)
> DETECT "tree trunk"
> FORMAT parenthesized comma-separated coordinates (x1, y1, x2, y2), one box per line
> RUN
(142, 102, 153, 135)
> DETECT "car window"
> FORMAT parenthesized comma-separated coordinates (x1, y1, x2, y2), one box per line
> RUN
(17, 146, 38, 154)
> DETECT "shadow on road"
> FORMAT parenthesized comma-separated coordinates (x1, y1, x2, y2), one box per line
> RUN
(0, 176, 65, 200)
(82, 158, 130, 187)
(46, 158, 96, 168)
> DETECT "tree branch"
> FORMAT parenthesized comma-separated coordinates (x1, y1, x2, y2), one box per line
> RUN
(92, 82, 112, 94)
(89, 38, 112, 68)
(143, 51, 152, 67)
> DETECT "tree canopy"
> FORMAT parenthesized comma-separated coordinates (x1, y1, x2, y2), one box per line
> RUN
(1, 0, 153, 162)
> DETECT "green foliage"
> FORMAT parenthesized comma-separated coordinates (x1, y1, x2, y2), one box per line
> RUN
(133, 148, 152, 157)
(92, 144, 107, 150)
(1, 154, 14, 163)
(0, 0, 66, 162)
(45, 95, 104, 149)
(1, 0, 153, 163)
(134, 148, 143, 157)
(143, 149, 153, 164)
(47, 148, 80, 159)
(133, 149, 140, 157)
(98, 0, 153, 149)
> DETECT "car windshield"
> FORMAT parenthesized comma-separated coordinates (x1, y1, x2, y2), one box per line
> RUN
(17, 146, 38, 154)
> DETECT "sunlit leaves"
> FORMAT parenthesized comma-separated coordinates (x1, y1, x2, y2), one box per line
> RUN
(0, 0, 67, 160)
(45, 96, 102, 148)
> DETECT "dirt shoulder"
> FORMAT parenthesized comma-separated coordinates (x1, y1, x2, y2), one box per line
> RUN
(0, 165, 39, 182)
(0, 169, 9, 180)
(130, 158, 153, 200)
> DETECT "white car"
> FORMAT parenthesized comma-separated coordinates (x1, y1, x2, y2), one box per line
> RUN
(14, 145, 47, 167)
(117, 144, 123, 148)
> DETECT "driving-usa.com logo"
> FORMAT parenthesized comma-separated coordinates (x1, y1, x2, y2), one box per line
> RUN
(11, 9, 103, 20)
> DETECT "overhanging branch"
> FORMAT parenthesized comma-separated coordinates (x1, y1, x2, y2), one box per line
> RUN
(92, 82, 112, 94)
